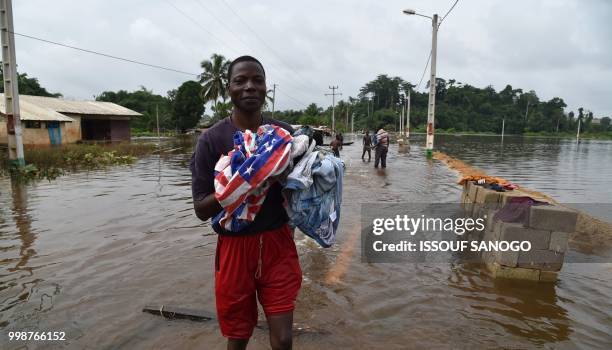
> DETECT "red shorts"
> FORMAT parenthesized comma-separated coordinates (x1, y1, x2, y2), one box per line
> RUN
(215, 224, 302, 339)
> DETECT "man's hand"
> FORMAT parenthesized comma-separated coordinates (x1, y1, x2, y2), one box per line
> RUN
(193, 193, 222, 221)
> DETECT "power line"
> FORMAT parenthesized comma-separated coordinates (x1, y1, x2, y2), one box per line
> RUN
(439, 0, 459, 27)
(275, 86, 308, 109)
(416, 50, 432, 90)
(169, 0, 316, 105)
(414, 0, 459, 90)
(189, 0, 316, 103)
(8, 30, 198, 76)
(163, 0, 241, 56)
(215, 0, 323, 93)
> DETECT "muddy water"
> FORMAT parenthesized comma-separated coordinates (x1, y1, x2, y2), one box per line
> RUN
(1, 137, 611, 349)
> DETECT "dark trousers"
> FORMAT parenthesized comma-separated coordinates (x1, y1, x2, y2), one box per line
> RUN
(362, 146, 371, 161)
(374, 146, 388, 168)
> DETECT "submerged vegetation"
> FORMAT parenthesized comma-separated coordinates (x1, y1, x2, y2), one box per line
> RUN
(0, 143, 157, 181)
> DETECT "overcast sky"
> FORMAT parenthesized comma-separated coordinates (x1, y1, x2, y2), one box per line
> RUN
(12, 0, 612, 116)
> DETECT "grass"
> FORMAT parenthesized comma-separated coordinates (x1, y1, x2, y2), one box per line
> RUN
(131, 129, 179, 137)
(1, 142, 157, 181)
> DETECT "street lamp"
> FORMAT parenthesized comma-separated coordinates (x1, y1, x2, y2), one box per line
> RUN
(403, 8, 438, 158)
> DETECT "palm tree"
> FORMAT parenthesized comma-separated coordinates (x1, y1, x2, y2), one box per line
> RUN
(199, 54, 230, 114)
(264, 89, 274, 112)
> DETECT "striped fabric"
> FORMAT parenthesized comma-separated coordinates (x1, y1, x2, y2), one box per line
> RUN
(212, 124, 293, 232)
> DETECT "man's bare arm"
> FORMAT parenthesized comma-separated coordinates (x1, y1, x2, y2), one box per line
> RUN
(193, 193, 222, 222)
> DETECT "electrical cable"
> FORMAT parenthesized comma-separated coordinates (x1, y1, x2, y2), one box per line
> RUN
(8, 30, 198, 76)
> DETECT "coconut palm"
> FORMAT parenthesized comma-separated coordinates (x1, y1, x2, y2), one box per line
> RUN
(199, 54, 230, 114)
(264, 89, 274, 111)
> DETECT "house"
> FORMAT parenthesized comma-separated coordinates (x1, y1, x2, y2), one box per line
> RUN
(0, 94, 141, 146)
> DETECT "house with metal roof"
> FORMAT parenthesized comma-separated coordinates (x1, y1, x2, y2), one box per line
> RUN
(0, 94, 141, 145)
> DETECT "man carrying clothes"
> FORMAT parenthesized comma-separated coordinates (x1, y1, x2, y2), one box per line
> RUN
(362, 130, 372, 161)
(190, 55, 301, 350)
(374, 127, 389, 168)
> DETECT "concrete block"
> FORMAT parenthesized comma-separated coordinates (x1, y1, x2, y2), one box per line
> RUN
(539, 271, 559, 282)
(529, 205, 578, 233)
(549, 231, 570, 253)
(518, 249, 564, 271)
(491, 263, 540, 281)
(500, 223, 551, 249)
(497, 250, 519, 267)
(467, 182, 479, 202)
(476, 187, 502, 207)
(482, 222, 501, 242)
(481, 250, 498, 264)
(500, 191, 526, 206)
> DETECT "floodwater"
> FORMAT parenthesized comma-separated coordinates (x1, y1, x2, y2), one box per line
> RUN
(1, 135, 611, 349)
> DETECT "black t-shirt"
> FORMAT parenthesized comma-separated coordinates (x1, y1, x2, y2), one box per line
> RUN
(190, 116, 294, 235)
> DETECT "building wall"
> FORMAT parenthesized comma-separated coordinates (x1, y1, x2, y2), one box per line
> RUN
(62, 115, 81, 143)
(23, 124, 52, 145)
(110, 119, 130, 141)
(0, 116, 7, 144)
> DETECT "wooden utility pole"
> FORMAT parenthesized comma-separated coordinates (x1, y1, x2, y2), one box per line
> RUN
(1, 0, 24, 166)
(325, 86, 341, 133)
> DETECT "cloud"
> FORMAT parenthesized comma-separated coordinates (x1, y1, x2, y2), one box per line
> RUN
(10, 0, 612, 115)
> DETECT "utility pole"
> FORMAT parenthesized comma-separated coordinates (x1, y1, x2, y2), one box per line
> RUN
(399, 101, 404, 136)
(325, 86, 341, 133)
(156, 104, 160, 146)
(351, 113, 354, 136)
(501, 118, 505, 139)
(576, 118, 581, 142)
(406, 89, 411, 138)
(1, 0, 24, 167)
(425, 14, 439, 158)
(271, 83, 277, 117)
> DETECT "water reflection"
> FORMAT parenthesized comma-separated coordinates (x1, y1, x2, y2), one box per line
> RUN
(0, 136, 609, 348)
(448, 265, 570, 346)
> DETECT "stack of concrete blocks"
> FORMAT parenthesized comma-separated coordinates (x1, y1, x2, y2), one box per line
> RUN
(461, 181, 577, 282)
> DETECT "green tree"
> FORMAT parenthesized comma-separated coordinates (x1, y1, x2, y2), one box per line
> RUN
(172, 81, 205, 132)
(0, 65, 62, 97)
(96, 86, 172, 131)
(600, 117, 611, 131)
(199, 53, 230, 114)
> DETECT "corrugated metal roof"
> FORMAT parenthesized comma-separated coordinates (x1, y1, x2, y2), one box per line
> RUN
(18, 95, 142, 116)
(0, 94, 142, 121)
(0, 95, 74, 122)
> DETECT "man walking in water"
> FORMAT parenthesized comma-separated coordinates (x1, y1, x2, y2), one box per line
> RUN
(330, 134, 342, 157)
(374, 127, 389, 168)
(190, 56, 301, 350)
(362, 130, 372, 161)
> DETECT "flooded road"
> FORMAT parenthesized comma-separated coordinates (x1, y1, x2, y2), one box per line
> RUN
(1, 136, 611, 349)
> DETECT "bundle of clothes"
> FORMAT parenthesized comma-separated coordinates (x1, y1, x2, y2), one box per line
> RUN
(212, 124, 344, 248)
(458, 175, 519, 192)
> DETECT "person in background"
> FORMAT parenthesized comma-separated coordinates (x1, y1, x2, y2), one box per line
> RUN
(374, 127, 389, 168)
(330, 134, 342, 157)
(337, 132, 344, 151)
(362, 130, 372, 161)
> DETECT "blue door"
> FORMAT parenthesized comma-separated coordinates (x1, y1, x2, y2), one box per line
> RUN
(47, 122, 62, 145)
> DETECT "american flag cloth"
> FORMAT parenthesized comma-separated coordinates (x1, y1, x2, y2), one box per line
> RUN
(212, 124, 293, 233)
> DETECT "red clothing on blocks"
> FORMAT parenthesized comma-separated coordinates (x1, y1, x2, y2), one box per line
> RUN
(214, 224, 302, 339)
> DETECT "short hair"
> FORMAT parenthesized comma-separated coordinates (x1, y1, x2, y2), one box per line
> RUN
(227, 55, 266, 82)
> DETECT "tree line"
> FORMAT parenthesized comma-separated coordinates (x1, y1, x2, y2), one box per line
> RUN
(3, 56, 610, 135)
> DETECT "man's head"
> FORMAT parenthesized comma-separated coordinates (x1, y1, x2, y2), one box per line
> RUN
(336, 134, 341, 141)
(365, 130, 369, 135)
(227, 56, 267, 113)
